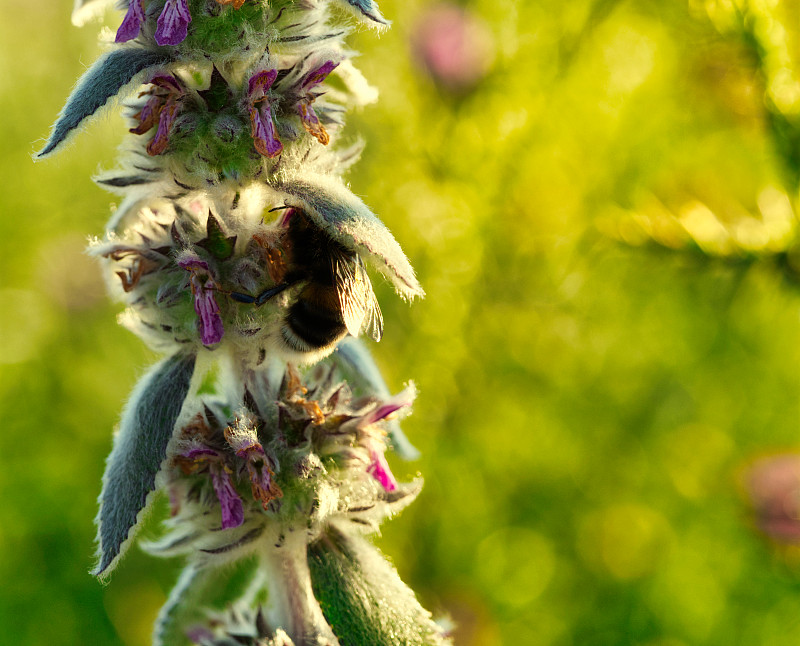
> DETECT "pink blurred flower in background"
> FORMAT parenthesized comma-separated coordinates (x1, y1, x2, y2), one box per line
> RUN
(410, 3, 494, 93)
(745, 453, 800, 543)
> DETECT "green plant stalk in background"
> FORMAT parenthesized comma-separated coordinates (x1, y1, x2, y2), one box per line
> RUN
(38, 1, 449, 644)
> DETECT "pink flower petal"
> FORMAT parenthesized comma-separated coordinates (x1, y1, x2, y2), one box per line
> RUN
(368, 449, 398, 491)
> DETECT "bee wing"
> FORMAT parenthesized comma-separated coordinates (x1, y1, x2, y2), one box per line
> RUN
(332, 251, 383, 341)
(359, 268, 384, 342)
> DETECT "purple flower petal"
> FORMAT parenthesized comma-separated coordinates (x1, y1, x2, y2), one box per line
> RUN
(297, 100, 329, 145)
(155, 0, 192, 46)
(247, 70, 283, 158)
(146, 98, 180, 155)
(193, 277, 224, 345)
(248, 103, 283, 158)
(364, 402, 406, 426)
(130, 75, 184, 143)
(129, 94, 164, 135)
(115, 0, 145, 43)
(151, 74, 185, 94)
(359, 391, 414, 429)
(301, 60, 339, 91)
(210, 465, 244, 529)
(368, 449, 398, 491)
(224, 425, 283, 508)
(180, 447, 219, 461)
(294, 61, 339, 145)
(246, 456, 282, 508)
(228, 434, 264, 458)
(248, 69, 278, 98)
(180, 261, 225, 345)
(280, 207, 297, 227)
(178, 257, 210, 272)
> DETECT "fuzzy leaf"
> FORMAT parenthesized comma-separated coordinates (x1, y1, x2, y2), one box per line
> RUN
(308, 527, 451, 646)
(36, 48, 171, 158)
(333, 338, 420, 460)
(277, 174, 424, 300)
(154, 557, 259, 646)
(93, 352, 196, 579)
(335, 0, 390, 26)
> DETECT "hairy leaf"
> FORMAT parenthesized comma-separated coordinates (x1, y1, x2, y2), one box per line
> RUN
(36, 48, 171, 158)
(93, 352, 196, 579)
(277, 174, 424, 300)
(309, 527, 451, 646)
(335, 0, 390, 26)
(154, 557, 260, 646)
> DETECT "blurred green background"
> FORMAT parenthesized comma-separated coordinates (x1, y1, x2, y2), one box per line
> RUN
(8, 0, 800, 644)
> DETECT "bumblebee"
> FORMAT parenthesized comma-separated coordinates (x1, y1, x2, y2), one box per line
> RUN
(229, 208, 383, 359)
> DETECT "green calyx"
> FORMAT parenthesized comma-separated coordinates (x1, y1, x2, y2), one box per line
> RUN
(183, 0, 270, 56)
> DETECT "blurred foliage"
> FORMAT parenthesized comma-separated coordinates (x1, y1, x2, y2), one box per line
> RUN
(9, 0, 800, 644)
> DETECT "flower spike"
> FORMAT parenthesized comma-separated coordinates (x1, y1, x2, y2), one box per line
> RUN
(41, 0, 449, 642)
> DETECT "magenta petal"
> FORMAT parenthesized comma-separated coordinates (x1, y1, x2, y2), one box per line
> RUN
(368, 450, 398, 491)
(257, 467, 274, 494)
(302, 60, 339, 90)
(233, 441, 264, 459)
(129, 95, 163, 135)
(360, 392, 413, 429)
(364, 402, 406, 426)
(178, 257, 209, 272)
(151, 74, 185, 94)
(146, 99, 180, 155)
(155, 0, 192, 46)
(115, 0, 145, 43)
(210, 466, 244, 529)
(298, 101, 321, 129)
(181, 447, 219, 460)
(247, 70, 283, 158)
(248, 69, 278, 98)
(248, 104, 283, 158)
(296, 100, 330, 145)
(280, 207, 297, 227)
(195, 279, 224, 345)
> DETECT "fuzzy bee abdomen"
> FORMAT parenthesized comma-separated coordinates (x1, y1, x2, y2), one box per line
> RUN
(284, 287, 347, 350)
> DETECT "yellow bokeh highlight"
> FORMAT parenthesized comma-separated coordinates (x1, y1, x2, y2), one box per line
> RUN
(578, 504, 670, 580)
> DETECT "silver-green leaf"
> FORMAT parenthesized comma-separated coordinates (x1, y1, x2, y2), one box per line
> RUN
(154, 557, 260, 646)
(335, 0, 390, 26)
(277, 174, 424, 301)
(92, 351, 196, 579)
(308, 526, 451, 646)
(36, 47, 171, 159)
